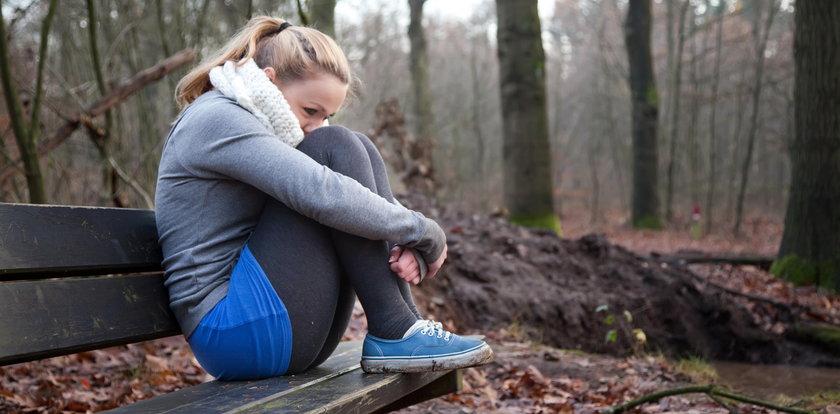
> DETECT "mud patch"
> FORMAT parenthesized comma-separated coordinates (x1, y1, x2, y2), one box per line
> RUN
(400, 193, 840, 366)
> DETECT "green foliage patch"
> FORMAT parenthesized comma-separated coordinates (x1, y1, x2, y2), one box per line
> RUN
(674, 356, 718, 384)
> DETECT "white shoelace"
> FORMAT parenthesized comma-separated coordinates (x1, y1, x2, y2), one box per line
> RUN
(419, 320, 451, 340)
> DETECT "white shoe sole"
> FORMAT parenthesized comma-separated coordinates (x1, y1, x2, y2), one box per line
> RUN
(360, 343, 494, 373)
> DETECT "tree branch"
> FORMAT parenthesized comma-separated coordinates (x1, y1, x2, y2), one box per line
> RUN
(0, 4, 30, 153)
(0, 48, 195, 183)
(1, 0, 57, 203)
(107, 154, 154, 209)
(28, 0, 59, 142)
(650, 251, 775, 269)
(297, 0, 310, 25)
(607, 384, 819, 414)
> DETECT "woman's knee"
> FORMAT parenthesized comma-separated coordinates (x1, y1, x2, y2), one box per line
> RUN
(298, 126, 380, 191)
(351, 131, 377, 151)
(297, 126, 369, 166)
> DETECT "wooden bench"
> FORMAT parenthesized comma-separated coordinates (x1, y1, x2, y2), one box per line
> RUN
(0, 203, 461, 413)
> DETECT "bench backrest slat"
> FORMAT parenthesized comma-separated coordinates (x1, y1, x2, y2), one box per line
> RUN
(0, 203, 180, 366)
(0, 204, 163, 280)
(0, 273, 179, 366)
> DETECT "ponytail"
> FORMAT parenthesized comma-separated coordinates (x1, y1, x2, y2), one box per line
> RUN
(175, 16, 352, 109)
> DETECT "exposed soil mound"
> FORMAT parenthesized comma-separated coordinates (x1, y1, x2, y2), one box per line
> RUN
(400, 194, 840, 366)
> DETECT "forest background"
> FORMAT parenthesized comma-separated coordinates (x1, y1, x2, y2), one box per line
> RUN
(0, 0, 797, 236)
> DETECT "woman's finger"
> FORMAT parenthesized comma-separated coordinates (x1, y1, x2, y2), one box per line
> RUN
(389, 245, 403, 264)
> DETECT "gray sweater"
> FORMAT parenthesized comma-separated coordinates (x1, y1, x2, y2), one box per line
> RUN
(155, 91, 445, 338)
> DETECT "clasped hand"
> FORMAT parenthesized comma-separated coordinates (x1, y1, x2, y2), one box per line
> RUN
(388, 245, 448, 285)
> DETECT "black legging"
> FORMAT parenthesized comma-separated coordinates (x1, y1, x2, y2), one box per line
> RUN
(247, 126, 424, 374)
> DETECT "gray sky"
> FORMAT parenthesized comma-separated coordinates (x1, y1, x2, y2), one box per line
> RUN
(336, 0, 556, 26)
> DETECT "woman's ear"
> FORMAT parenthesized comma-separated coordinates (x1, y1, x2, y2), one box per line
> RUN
(263, 67, 276, 83)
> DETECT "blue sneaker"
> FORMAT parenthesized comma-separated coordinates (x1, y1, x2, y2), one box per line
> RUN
(361, 320, 494, 373)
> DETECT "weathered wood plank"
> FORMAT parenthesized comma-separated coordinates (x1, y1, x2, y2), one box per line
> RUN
(372, 370, 462, 413)
(0, 273, 178, 366)
(237, 366, 456, 413)
(0, 203, 162, 280)
(108, 342, 363, 413)
(111, 340, 460, 414)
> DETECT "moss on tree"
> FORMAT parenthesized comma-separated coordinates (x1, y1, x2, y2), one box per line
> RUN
(645, 85, 659, 107)
(631, 214, 663, 230)
(510, 213, 562, 235)
(771, 254, 838, 293)
(786, 322, 840, 357)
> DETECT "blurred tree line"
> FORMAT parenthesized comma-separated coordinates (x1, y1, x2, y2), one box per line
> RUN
(0, 1, 836, 286)
(0, 0, 792, 220)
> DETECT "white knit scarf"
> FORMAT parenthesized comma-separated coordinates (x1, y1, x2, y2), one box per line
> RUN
(209, 58, 305, 147)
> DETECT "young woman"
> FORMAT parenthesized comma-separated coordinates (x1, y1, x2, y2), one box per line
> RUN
(155, 16, 493, 380)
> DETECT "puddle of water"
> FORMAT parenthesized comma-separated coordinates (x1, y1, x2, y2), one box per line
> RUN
(713, 361, 840, 400)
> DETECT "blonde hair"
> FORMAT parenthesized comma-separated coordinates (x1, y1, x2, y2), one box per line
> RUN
(175, 16, 352, 109)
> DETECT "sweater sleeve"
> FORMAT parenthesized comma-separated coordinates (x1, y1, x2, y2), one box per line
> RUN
(172, 97, 446, 263)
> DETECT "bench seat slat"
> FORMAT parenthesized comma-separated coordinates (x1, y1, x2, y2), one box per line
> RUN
(241, 368, 455, 414)
(0, 273, 179, 366)
(0, 204, 162, 280)
(107, 342, 362, 413)
(107, 341, 459, 414)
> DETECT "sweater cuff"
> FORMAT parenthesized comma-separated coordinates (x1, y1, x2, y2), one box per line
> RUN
(409, 217, 446, 264)
(410, 248, 429, 281)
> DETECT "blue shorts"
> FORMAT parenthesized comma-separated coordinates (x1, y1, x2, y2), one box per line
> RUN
(188, 245, 293, 380)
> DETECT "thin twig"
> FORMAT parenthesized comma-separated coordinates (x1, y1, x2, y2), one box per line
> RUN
(607, 384, 819, 414)
(708, 393, 738, 414)
(107, 155, 154, 209)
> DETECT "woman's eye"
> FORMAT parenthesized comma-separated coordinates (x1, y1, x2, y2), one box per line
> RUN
(304, 108, 318, 116)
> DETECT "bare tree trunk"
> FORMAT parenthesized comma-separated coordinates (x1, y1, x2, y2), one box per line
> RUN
(86, 0, 121, 206)
(664, 0, 690, 223)
(495, 0, 558, 231)
(726, 62, 749, 219)
(624, 0, 661, 228)
(596, 6, 628, 213)
(587, 128, 601, 225)
(469, 34, 487, 208)
(296, 0, 310, 26)
(774, 0, 840, 292)
(308, 0, 336, 38)
(733, 1, 779, 236)
(687, 15, 704, 217)
(193, 0, 212, 51)
(704, 0, 726, 235)
(0, 0, 58, 204)
(406, 0, 436, 194)
(155, 0, 172, 57)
